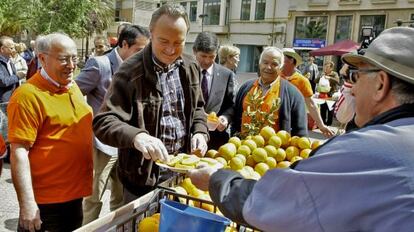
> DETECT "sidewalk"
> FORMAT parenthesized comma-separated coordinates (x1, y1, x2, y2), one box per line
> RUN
(0, 163, 112, 231)
(0, 126, 337, 231)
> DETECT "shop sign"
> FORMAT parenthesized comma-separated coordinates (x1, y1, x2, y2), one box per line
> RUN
(293, 38, 326, 49)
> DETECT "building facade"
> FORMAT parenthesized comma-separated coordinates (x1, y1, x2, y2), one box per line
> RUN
(287, 0, 414, 69)
(112, 0, 414, 72)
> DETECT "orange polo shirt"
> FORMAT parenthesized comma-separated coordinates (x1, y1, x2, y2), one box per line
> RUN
(285, 71, 314, 98)
(7, 72, 93, 204)
(0, 135, 6, 158)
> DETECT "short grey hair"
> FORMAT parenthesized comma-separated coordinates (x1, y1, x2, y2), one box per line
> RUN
(149, 3, 190, 33)
(36, 33, 75, 54)
(259, 47, 284, 66)
(390, 75, 414, 104)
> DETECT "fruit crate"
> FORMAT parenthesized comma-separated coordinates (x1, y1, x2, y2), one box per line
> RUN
(75, 174, 260, 232)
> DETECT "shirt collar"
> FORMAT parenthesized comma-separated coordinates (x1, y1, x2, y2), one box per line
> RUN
(152, 55, 183, 74)
(203, 65, 214, 75)
(115, 47, 123, 64)
(40, 68, 73, 91)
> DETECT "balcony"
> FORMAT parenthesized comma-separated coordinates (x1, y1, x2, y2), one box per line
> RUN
(308, 0, 329, 7)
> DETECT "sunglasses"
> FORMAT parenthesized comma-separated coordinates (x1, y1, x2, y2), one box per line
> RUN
(349, 68, 381, 84)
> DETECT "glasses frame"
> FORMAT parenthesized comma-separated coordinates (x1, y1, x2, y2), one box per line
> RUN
(349, 68, 381, 84)
(43, 52, 79, 66)
(1, 45, 15, 50)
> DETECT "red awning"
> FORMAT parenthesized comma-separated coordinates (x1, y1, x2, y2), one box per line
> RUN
(310, 39, 360, 56)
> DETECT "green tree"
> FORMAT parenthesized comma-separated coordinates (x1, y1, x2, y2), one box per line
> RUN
(0, 0, 114, 38)
(0, 0, 31, 36)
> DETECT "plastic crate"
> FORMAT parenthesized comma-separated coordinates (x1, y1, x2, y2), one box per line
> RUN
(76, 174, 260, 232)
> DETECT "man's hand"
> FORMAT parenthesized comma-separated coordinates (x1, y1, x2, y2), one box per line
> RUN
(133, 133, 169, 162)
(188, 164, 218, 191)
(19, 202, 42, 232)
(191, 133, 208, 156)
(319, 125, 335, 138)
(216, 115, 228, 132)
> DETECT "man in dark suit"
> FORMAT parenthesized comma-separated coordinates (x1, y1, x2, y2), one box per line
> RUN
(193, 32, 235, 150)
(75, 25, 150, 224)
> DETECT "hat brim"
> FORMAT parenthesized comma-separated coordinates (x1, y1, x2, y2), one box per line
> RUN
(283, 51, 303, 66)
(342, 52, 414, 85)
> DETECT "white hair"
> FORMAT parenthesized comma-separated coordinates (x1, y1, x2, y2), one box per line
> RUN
(259, 47, 284, 66)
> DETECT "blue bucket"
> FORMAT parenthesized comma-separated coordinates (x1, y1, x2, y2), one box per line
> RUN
(159, 199, 231, 232)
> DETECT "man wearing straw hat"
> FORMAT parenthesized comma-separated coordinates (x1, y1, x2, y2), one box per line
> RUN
(189, 27, 414, 231)
(281, 48, 335, 138)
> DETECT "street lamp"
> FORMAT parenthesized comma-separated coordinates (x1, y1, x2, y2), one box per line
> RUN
(199, 14, 208, 32)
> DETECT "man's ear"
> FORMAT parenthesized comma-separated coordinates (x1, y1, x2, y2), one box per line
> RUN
(373, 71, 391, 102)
(37, 53, 46, 67)
(122, 40, 128, 49)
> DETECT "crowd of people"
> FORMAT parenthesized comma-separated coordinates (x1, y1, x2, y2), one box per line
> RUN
(1, 2, 413, 232)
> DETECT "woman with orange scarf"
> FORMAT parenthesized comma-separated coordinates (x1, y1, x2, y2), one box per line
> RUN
(231, 47, 308, 137)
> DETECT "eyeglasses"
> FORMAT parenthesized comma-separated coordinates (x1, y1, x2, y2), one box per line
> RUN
(349, 68, 381, 84)
(44, 53, 79, 66)
(2, 45, 15, 50)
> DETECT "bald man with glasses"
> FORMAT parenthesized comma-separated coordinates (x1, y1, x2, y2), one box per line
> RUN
(8, 33, 93, 232)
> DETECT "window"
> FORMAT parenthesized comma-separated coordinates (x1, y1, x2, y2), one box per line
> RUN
(295, 16, 328, 39)
(237, 45, 262, 72)
(241, 0, 251, 20)
(180, 2, 187, 11)
(115, 0, 122, 21)
(359, 15, 385, 41)
(255, 0, 266, 20)
(335, 15, 353, 42)
(204, 0, 221, 25)
(411, 14, 414, 21)
(190, 1, 197, 22)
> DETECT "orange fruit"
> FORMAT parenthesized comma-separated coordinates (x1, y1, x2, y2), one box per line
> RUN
(228, 137, 242, 148)
(242, 139, 258, 152)
(285, 146, 300, 161)
(274, 148, 286, 162)
(260, 126, 276, 141)
(268, 135, 282, 148)
(138, 216, 159, 232)
(229, 157, 245, 170)
(289, 136, 300, 147)
(300, 149, 312, 159)
(237, 145, 251, 158)
(276, 161, 291, 168)
(252, 135, 265, 148)
(297, 137, 311, 150)
(277, 130, 291, 148)
(246, 155, 257, 167)
(266, 157, 277, 168)
(254, 162, 270, 176)
(206, 149, 219, 158)
(290, 156, 303, 163)
(311, 140, 322, 150)
(264, 145, 277, 158)
(218, 143, 237, 161)
(252, 148, 268, 163)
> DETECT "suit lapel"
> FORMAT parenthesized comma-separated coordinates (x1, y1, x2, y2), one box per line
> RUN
(107, 49, 120, 73)
(206, 64, 221, 111)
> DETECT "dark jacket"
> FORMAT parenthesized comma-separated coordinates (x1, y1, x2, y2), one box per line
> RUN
(93, 44, 208, 195)
(0, 55, 19, 103)
(231, 78, 308, 137)
(204, 63, 235, 149)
